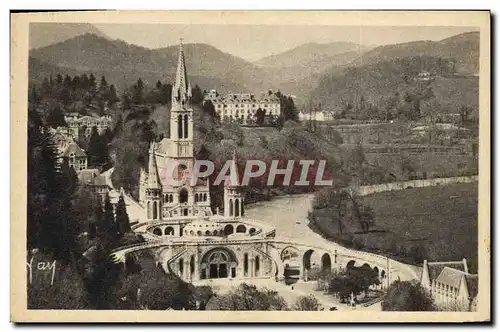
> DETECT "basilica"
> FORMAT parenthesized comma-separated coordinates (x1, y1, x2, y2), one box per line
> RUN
(134, 41, 277, 282)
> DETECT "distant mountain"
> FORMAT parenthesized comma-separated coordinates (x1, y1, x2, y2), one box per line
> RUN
(29, 33, 268, 94)
(255, 42, 366, 68)
(308, 55, 478, 114)
(29, 23, 109, 50)
(351, 32, 479, 75)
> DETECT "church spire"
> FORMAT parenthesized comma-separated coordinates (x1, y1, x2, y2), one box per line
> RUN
(147, 142, 161, 189)
(172, 39, 190, 105)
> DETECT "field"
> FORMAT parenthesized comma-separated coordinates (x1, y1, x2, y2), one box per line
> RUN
(310, 183, 478, 272)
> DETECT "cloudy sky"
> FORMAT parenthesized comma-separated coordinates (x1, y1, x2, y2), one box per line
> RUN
(94, 24, 478, 61)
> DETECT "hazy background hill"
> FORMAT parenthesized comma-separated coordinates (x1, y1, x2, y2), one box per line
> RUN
(29, 23, 109, 50)
(351, 32, 479, 75)
(29, 33, 268, 94)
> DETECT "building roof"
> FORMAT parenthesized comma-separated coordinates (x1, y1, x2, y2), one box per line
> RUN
(78, 168, 107, 187)
(426, 261, 467, 281)
(436, 266, 465, 288)
(63, 142, 87, 158)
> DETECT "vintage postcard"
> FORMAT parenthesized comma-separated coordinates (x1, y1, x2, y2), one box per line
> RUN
(11, 11, 490, 322)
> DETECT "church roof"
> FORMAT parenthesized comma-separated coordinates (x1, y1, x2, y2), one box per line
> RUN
(147, 142, 162, 190)
(63, 142, 86, 158)
(172, 40, 190, 104)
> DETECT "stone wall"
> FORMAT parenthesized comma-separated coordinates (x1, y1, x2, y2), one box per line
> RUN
(356, 175, 478, 196)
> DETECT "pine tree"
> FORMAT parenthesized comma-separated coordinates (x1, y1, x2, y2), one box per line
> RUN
(107, 84, 118, 106)
(115, 193, 131, 236)
(46, 106, 67, 128)
(155, 80, 162, 90)
(63, 74, 72, 88)
(56, 73, 63, 84)
(191, 84, 204, 105)
(132, 78, 144, 104)
(87, 127, 100, 167)
(89, 73, 97, 91)
(102, 192, 118, 246)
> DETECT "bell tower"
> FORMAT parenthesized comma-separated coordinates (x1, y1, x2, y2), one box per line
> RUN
(169, 39, 194, 159)
(224, 151, 244, 218)
(146, 142, 162, 221)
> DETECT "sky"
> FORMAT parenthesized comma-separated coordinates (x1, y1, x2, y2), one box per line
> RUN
(94, 24, 478, 62)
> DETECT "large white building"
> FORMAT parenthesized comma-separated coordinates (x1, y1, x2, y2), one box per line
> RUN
(205, 89, 281, 124)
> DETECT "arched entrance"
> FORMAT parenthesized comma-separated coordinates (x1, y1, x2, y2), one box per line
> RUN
(153, 228, 162, 236)
(236, 224, 247, 233)
(200, 248, 238, 279)
(165, 227, 174, 236)
(302, 249, 314, 281)
(179, 188, 188, 204)
(347, 260, 356, 269)
(223, 224, 234, 236)
(321, 253, 332, 274)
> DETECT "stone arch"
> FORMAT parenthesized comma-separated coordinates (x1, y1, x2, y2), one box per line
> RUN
(184, 114, 189, 139)
(236, 224, 247, 233)
(280, 246, 300, 261)
(165, 226, 174, 236)
(347, 260, 356, 269)
(201, 247, 238, 279)
(249, 227, 256, 235)
(205, 230, 211, 236)
(303, 249, 315, 280)
(179, 188, 188, 204)
(235, 199, 240, 217)
(224, 224, 234, 236)
(321, 253, 332, 273)
(153, 228, 162, 236)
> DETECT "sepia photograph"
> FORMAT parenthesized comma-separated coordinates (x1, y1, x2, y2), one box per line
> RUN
(10, 10, 490, 322)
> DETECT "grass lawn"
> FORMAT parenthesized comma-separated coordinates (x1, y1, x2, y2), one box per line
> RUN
(311, 183, 478, 273)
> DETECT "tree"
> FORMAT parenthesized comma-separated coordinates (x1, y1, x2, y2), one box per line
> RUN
(116, 193, 131, 236)
(46, 106, 66, 128)
(459, 105, 473, 127)
(98, 193, 118, 246)
(99, 75, 108, 91)
(292, 295, 322, 311)
(255, 108, 266, 126)
(206, 283, 288, 310)
(191, 84, 204, 106)
(381, 280, 436, 311)
(87, 126, 100, 166)
(132, 78, 145, 104)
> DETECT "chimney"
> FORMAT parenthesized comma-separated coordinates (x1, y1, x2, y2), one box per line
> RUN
(462, 258, 469, 274)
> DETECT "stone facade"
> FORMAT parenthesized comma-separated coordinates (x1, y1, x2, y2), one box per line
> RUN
(205, 89, 281, 124)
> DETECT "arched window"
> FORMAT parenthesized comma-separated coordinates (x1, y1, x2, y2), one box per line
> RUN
(213, 230, 218, 236)
(205, 230, 211, 236)
(190, 256, 195, 276)
(229, 199, 233, 216)
(223, 224, 234, 236)
(190, 230, 194, 236)
(244, 253, 249, 276)
(147, 201, 151, 219)
(153, 228, 162, 236)
(179, 188, 188, 203)
(255, 256, 260, 275)
(169, 194, 173, 202)
(165, 227, 174, 236)
(197, 230, 202, 236)
(194, 194, 198, 202)
(184, 114, 189, 139)
(153, 201, 158, 219)
(236, 225, 246, 233)
(178, 114, 183, 138)
(235, 199, 240, 217)
(203, 193, 207, 201)
(241, 203, 244, 216)
(179, 258, 184, 274)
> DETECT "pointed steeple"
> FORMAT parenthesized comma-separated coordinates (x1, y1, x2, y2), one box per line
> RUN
(147, 142, 161, 189)
(172, 39, 190, 105)
(225, 150, 240, 187)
